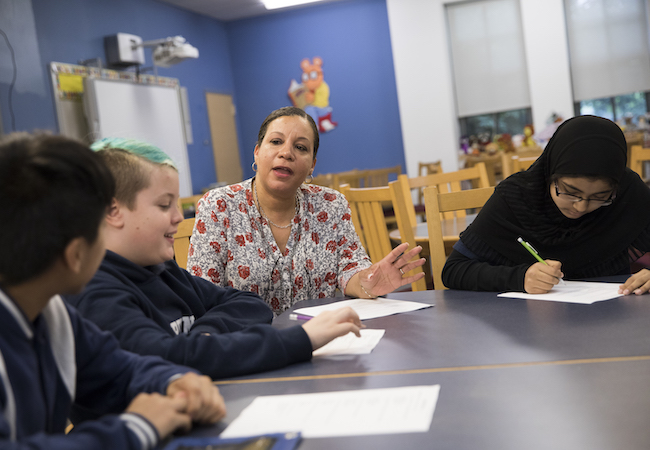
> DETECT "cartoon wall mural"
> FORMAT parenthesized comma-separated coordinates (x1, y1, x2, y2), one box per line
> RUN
(288, 57, 337, 133)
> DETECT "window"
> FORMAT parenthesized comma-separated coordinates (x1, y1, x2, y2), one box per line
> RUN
(459, 108, 532, 139)
(447, 0, 531, 144)
(565, 0, 650, 110)
(446, 0, 530, 118)
(576, 91, 650, 126)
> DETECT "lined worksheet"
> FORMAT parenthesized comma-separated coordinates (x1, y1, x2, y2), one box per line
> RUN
(220, 385, 440, 439)
(293, 298, 432, 320)
(498, 281, 623, 304)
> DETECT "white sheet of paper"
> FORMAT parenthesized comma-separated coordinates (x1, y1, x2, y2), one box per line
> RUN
(220, 385, 440, 439)
(498, 281, 623, 304)
(312, 329, 385, 357)
(293, 298, 432, 320)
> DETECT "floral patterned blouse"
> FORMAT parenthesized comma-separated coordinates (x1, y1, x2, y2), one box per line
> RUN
(187, 178, 371, 314)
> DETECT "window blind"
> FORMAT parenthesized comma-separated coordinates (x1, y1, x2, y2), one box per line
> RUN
(446, 0, 530, 117)
(565, 0, 650, 102)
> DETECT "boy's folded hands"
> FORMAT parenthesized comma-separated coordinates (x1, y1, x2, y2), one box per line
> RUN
(127, 372, 226, 439)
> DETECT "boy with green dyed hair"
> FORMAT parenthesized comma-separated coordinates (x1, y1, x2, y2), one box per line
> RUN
(66, 137, 362, 379)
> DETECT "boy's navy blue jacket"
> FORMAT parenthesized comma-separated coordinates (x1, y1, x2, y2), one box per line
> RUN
(0, 289, 192, 449)
(65, 251, 313, 379)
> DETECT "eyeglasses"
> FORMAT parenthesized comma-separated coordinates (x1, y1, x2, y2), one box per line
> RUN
(554, 180, 615, 207)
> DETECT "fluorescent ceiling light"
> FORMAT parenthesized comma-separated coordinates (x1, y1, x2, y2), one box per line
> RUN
(261, 0, 324, 10)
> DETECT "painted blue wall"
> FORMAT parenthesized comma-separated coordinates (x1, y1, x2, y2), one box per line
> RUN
(1, 0, 404, 190)
(226, 0, 405, 179)
(3, 0, 234, 194)
(0, 0, 53, 134)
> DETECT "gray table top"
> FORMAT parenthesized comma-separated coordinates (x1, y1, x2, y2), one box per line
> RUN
(201, 358, 650, 450)
(182, 281, 650, 450)
(222, 282, 650, 382)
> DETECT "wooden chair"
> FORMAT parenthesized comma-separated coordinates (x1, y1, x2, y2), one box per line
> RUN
(331, 169, 367, 191)
(364, 165, 402, 187)
(500, 153, 514, 179)
(388, 178, 428, 291)
(516, 146, 544, 158)
(629, 145, 650, 183)
(418, 160, 443, 177)
(626, 132, 645, 165)
(360, 165, 402, 227)
(314, 166, 402, 191)
(173, 218, 195, 270)
(501, 153, 540, 178)
(424, 185, 494, 289)
(417, 161, 443, 204)
(396, 162, 490, 224)
(311, 173, 335, 188)
(340, 184, 426, 291)
(513, 155, 538, 172)
(461, 153, 501, 186)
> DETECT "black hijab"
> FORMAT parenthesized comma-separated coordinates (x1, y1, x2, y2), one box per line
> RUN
(459, 115, 650, 278)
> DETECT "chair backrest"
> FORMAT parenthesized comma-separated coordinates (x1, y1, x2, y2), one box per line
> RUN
(364, 165, 402, 187)
(516, 146, 543, 158)
(512, 155, 538, 173)
(316, 166, 402, 191)
(629, 145, 650, 182)
(173, 218, 195, 270)
(339, 184, 394, 263)
(398, 162, 490, 222)
(501, 153, 540, 178)
(424, 185, 495, 289)
(388, 179, 427, 291)
(340, 183, 427, 291)
(500, 153, 514, 179)
(418, 160, 443, 177)
(311, 173, 335, 188)
(331, 169, 367, 191)
(417, 161, 443, 203)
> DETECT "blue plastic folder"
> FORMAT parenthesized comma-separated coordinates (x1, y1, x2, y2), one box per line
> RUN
(162, 432, 301, 450)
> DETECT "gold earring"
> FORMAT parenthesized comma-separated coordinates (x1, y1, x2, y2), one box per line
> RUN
(252, 161, 258, 171)
(306, 173, 313, 184)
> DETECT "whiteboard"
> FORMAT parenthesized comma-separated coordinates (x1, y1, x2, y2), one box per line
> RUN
(83, 77, 192, 197)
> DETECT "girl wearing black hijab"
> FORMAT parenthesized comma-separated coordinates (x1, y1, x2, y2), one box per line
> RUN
(442, 115, 650, 294)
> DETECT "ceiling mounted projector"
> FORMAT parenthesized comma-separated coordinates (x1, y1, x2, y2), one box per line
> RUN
(148, 36, 199, 68)
(104, 34, 198, 68)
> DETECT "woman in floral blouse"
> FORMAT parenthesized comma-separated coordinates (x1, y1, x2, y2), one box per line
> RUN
(188, 107, 425, 314)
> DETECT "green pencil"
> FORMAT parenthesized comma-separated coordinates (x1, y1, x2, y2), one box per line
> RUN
(517, 237, 545, 264)
(517, 237, 565, 284)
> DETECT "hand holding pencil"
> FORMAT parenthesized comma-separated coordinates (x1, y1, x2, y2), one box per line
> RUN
(518, 237, 565, 294)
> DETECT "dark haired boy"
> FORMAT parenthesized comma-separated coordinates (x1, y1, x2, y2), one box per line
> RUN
(0, 133, 225, 449)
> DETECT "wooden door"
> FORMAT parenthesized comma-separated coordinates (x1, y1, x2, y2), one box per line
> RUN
(206, 92, 243, 184)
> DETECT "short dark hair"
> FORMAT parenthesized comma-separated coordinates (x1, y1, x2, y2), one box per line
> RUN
(256, 106, 320, 158)
(0, 133, 115, 285)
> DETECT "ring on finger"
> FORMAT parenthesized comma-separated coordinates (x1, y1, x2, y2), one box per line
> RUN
(399, 268, 405, 275)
